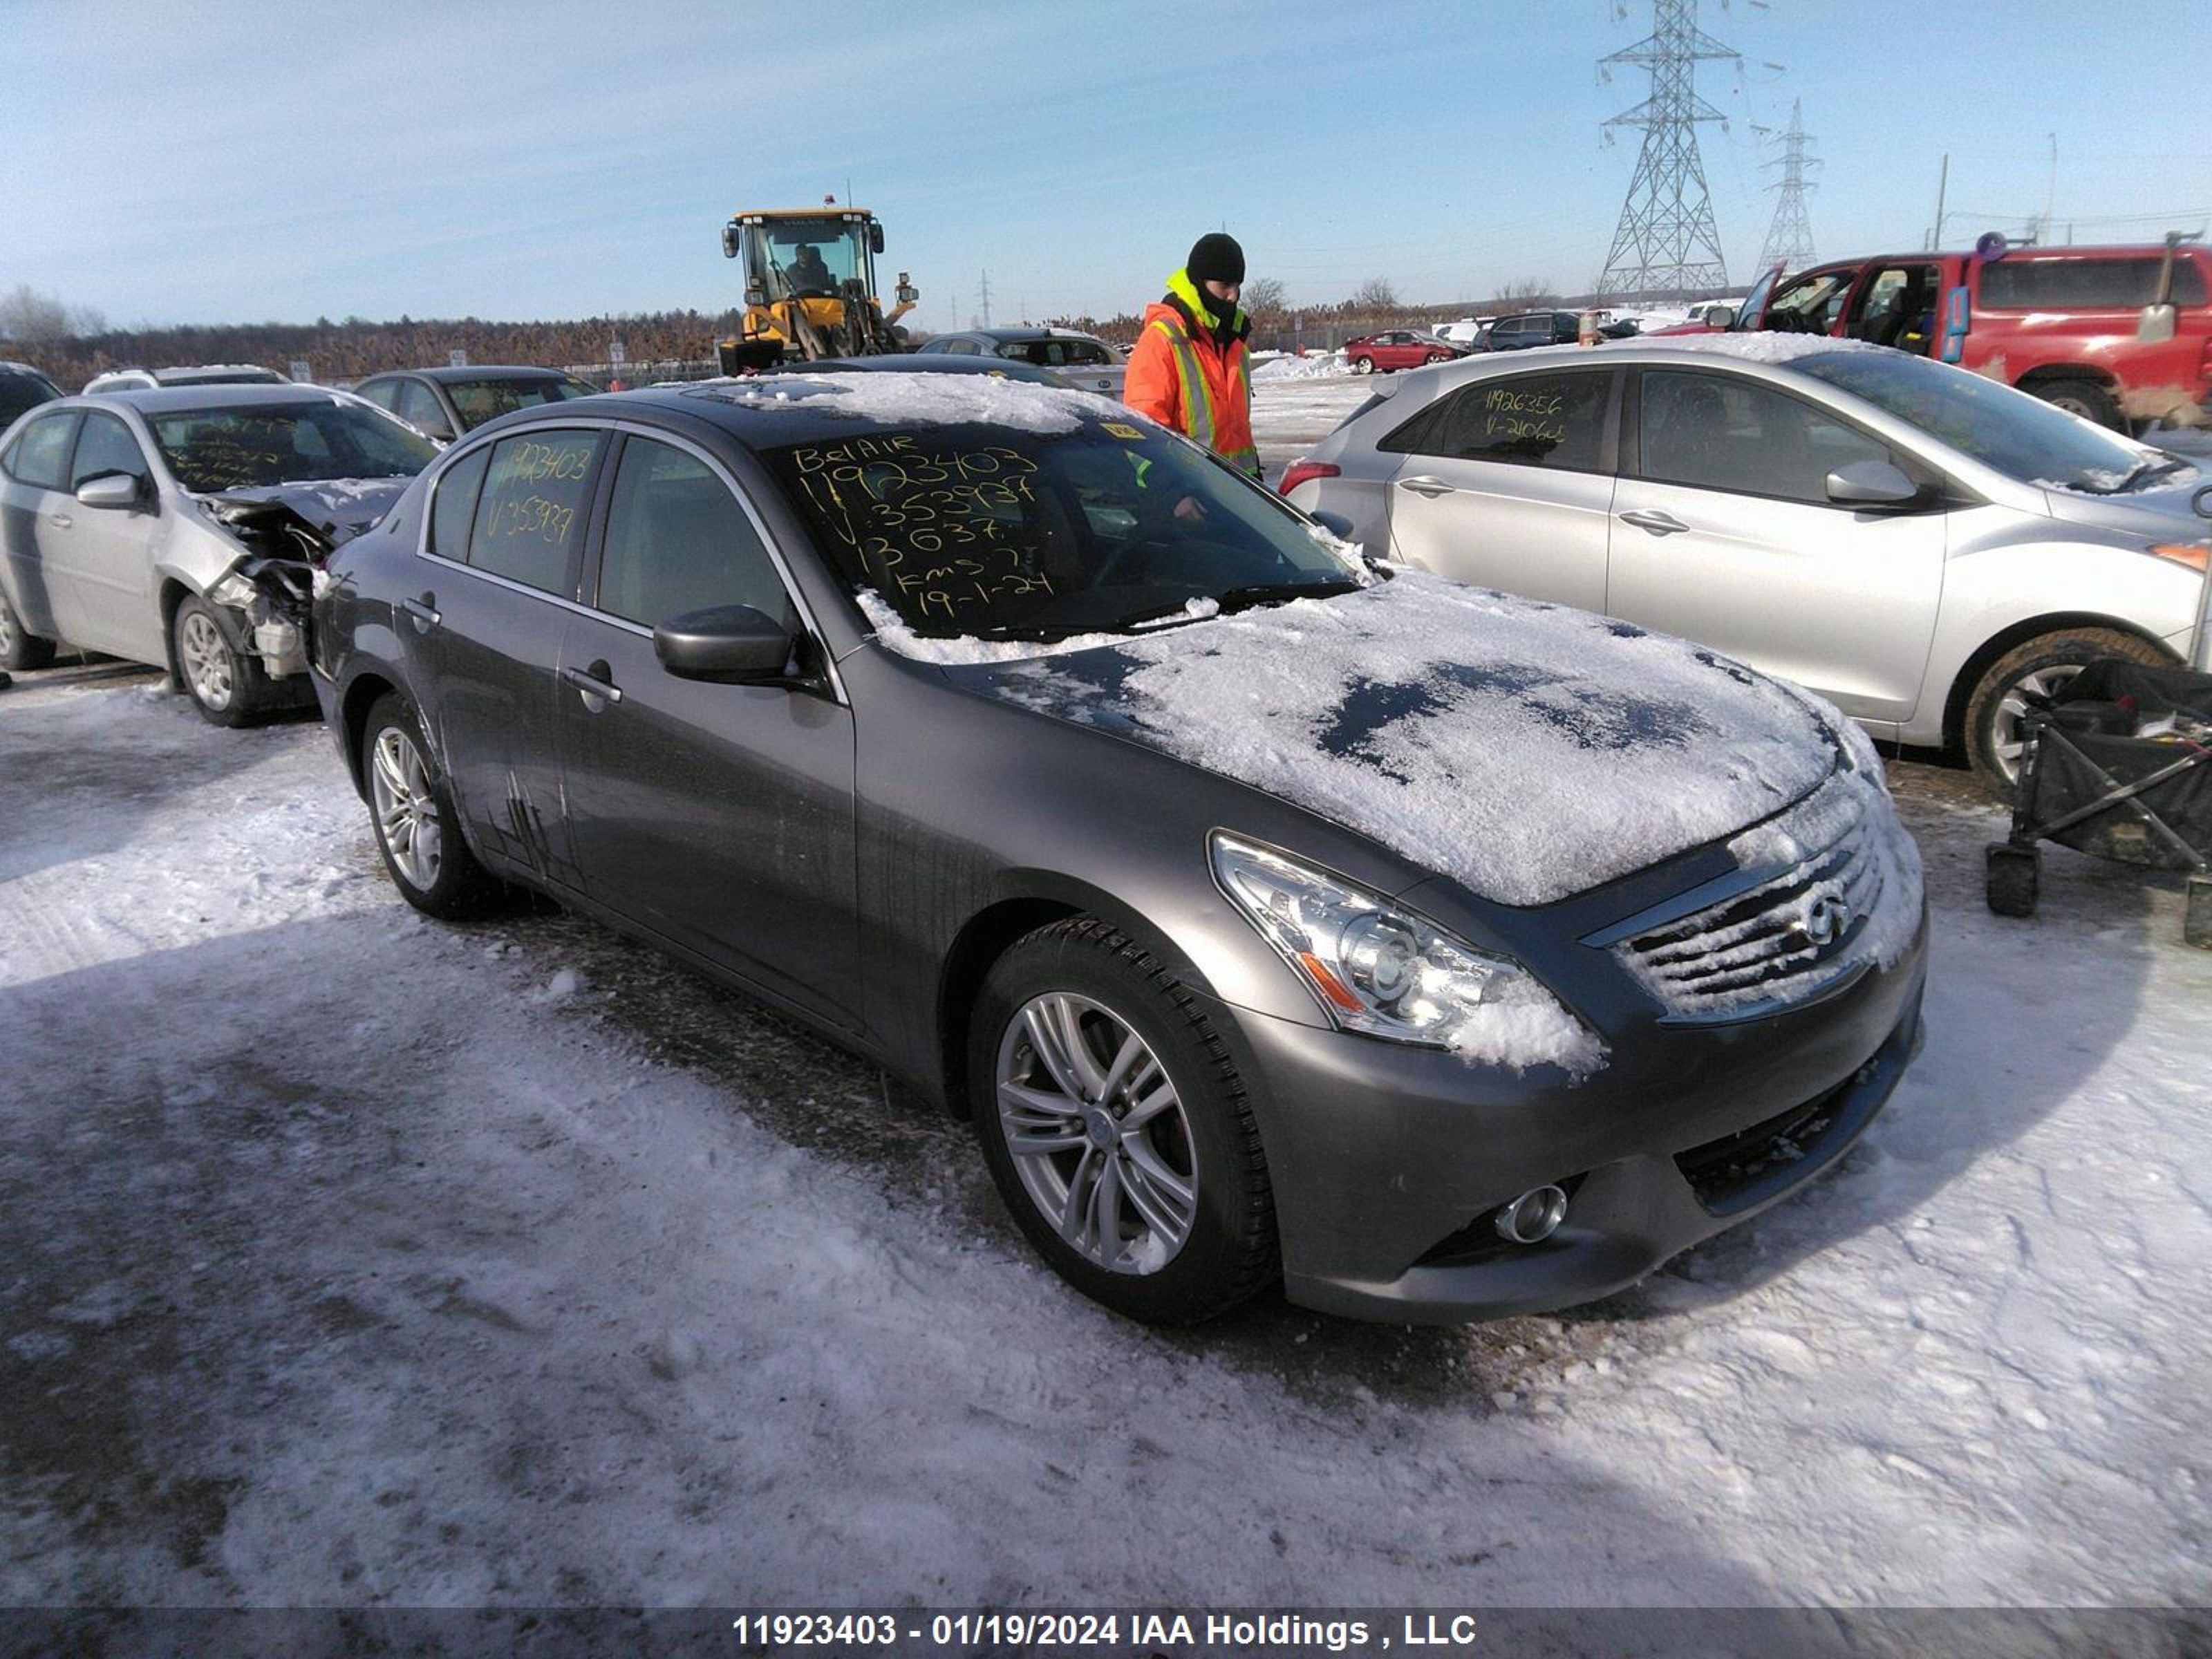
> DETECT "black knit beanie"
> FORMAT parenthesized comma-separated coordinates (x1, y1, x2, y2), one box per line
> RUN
(1186, 233, 1246, 290)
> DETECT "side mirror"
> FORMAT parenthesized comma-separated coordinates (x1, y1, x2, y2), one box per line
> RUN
(721, 223, 740, 260)
(1705, 305, 1737, 330)
(2139, 302, 2179, 344)
(76, 472, 146, 511)
(1827, 458, 1926, 509)
(1309, 509, 1355, 537)
(869, 224, 885, 255)
(654, 604, 796, 684)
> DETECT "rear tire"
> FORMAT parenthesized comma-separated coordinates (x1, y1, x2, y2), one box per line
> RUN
(968, 918, 1278, 1324)
(2033, 378, 2124, 431)
(1965, 627, 2169, 799)
(0, 594, 58, 671)
(359, 693, 505, 919)
(172, 594, 274, 727)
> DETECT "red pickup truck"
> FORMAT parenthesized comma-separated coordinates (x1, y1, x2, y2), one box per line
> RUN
(1660, 240, 2212, 431)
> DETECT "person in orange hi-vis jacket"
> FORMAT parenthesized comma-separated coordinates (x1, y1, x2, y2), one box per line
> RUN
(1124, 233, 1262, 481)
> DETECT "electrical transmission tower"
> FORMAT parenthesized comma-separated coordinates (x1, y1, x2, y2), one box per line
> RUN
(1755, 99, 1819, 272)
(1595, 0, 1738, 301)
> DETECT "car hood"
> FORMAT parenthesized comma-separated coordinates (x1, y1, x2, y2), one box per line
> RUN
(936, 572, 1844, 906)
(2036, 465, 2211, 540)
(200, 478, 413, 545)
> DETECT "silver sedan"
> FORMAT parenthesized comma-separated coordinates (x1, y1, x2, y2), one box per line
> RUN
(1284, 337, 2212, 792)
(0, 385, 435, 720)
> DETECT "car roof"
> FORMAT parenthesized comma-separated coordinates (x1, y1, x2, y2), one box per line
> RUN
(66, 384, 368, 413)
(374, 364, 583, 384)
(503, 368, 1109, 451)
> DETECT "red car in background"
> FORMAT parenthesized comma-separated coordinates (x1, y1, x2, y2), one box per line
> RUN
(1344, 330, 1469, 375)
(1656, 240, 2212, 431)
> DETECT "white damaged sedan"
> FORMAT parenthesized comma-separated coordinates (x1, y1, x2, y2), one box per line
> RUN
(0, 384, 436, 721)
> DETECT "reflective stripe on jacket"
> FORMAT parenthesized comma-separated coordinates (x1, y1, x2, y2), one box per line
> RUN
(1124, 270, 1259, 478)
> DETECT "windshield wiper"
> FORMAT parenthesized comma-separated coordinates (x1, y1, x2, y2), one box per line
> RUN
(2113, 454, 2189, 492)
(1212, 579, 1362, 615)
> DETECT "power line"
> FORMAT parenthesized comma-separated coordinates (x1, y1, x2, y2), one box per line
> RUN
(1595, 0, 1739, 301)
(1754, 98, 1819, 271)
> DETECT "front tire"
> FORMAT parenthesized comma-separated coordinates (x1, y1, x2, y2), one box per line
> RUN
(968, 919, 1277, 1324)
(1350, 355, 1375, 375)
(1965, 626, 2169, 798)
(172, 594, 272, 726)
(0, 593, 59, 671)
(360, 693, 504, 918)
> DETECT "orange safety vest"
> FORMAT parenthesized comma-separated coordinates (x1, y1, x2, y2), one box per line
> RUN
(1124, 270, 1259, 478)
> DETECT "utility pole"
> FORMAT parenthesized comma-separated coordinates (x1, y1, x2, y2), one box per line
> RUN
(1595, 0, 1738, 302)
(1929, 153, 1949, 251)
(978, 270, 993, 328)
(1754, 100, 1819, 273)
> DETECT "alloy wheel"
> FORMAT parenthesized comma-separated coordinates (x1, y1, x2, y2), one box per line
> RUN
(369, 725, 444, 892)
(1991, 664, 2083, 786)
(178, 610, 233, 711)
(994, 992, 1198, 1275)
(0, 602, 15, 657)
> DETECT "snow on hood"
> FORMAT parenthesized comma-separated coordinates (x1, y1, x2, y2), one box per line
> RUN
(200, 477, 412, 543)
(934, 571, 1843, 906)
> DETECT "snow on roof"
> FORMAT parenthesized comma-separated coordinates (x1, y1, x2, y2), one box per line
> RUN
(1632, 331, 1895, 366)
(688, 369, 1091, 433)
(941, 571, 1842, 908)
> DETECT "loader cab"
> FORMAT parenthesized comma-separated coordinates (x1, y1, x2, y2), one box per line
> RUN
(725, 209, 884, 309)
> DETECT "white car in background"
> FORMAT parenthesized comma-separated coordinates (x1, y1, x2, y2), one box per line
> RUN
(1282, 336, 2212, 794)
(0, 384, 435, 718)
(83, 363, 292, 394)
(912, 326, 1126, 399)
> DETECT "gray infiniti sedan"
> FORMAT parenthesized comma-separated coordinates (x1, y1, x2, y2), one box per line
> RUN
(312, 371, 1928, 1324)
(1284, 337, 2212, 794)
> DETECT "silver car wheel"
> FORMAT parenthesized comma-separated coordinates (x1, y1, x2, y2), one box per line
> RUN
(177, 609, 234, 711)
(995, 992, 1198, 1275)
(0, 601, 15, 657)
(369, 725, 444, 892)
(1991, 664, 2083, 784)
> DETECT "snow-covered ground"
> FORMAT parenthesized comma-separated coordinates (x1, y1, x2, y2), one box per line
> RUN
(5, 610, 2211, 1629)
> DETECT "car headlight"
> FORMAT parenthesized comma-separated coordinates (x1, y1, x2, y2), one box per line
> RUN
(1209, 834, 1605, 1077)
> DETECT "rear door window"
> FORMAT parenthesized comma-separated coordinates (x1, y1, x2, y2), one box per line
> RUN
(3, 411, 81, 490)
(593, 437, 796, 631)
(1389, 368, 1614, 472)
(465, 429, 602, 594)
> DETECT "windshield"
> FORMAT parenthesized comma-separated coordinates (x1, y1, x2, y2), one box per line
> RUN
(1795, 350, 2184, 494)
(151, 400, 439, 491)
(447, 376, 597, 431)
(749, 218, 865, 301)
(760, 419, 1361, 639)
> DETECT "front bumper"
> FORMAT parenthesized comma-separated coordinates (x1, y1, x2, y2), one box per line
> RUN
(1200, 919, 1927, 1322)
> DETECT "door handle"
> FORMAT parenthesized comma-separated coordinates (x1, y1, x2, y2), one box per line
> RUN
(400, 594, 441, 631)
(46, 513, 73, 529)
(561, 663, 623, 708)
(1396, 476, 1458, 498)
(1620, 509, 1690, 536)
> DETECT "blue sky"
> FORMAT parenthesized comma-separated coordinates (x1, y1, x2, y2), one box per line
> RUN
(3, 0, 2206, 331)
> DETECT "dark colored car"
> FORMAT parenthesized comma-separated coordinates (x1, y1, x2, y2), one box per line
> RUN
(1488, 312, 1588, 351)
(1, 361, 64, 429)
(353, 365, 601, 444)
(1344, 331, 1468, 374)
(311, 371, 1928, 1325)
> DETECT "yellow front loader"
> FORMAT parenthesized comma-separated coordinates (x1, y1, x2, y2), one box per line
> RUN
(716, 200, 919, 373)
